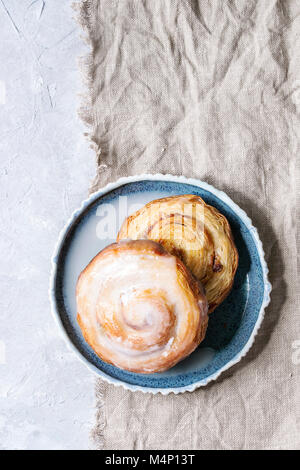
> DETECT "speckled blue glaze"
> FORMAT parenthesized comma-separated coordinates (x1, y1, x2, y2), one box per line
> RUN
(50, 175, 271, 394)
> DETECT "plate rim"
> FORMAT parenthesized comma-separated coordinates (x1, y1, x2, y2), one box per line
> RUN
(49, 173, 272, 394)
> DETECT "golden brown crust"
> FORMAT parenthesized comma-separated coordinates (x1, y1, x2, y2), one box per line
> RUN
(76, 239, 208, 373)
(117, 195, 238, 313)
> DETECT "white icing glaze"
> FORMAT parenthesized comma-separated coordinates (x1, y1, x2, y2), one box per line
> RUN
(76, 243, 208, 372)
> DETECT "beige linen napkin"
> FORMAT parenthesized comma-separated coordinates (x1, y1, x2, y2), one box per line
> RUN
(74, 0, 300, 449)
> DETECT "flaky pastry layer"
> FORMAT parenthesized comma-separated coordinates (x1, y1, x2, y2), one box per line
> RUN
(117, 195, 238, 312)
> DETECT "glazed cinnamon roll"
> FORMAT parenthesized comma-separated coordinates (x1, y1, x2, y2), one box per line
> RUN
(117, 195, 238, 313)
(76, 240, 208, 373)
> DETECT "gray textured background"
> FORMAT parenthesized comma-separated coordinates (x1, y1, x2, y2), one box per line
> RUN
(0, 1, 95, 449)
(1, 0, 299, 450)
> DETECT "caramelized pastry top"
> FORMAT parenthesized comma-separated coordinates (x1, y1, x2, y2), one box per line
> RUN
(117, 195, 238, 312)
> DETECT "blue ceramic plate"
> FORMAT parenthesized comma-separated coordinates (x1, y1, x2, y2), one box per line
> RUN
(50, 174, 271, 394)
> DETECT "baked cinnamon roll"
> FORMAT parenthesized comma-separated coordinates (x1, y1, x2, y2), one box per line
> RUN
(76, 240, 208, 373)
(117, 195, 238, 313)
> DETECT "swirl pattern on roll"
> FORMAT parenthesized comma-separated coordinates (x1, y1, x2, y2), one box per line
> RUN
(117, 195, 238, 313)
(76, 240, 208, 373)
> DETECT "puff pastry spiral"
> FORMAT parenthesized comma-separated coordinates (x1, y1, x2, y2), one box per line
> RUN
(76, 240, 208, 373)
(117, 195, 238, 313)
